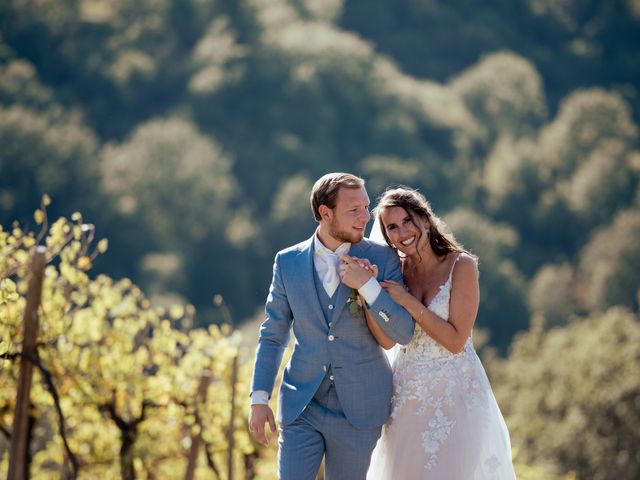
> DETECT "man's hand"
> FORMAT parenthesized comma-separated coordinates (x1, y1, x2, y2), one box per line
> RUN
(339, 255, 377, 289)
(248, 404, 276, 446)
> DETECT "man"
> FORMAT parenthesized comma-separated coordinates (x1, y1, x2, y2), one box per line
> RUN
(249, 172, 414, 479)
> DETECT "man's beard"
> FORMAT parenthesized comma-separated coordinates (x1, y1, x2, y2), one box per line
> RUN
(330, 219, 365, 244)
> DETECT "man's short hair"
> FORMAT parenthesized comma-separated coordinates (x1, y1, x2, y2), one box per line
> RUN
(310, 172, 365, 222)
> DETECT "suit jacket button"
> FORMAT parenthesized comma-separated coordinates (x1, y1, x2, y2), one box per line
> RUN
(328, 335, 335, 341)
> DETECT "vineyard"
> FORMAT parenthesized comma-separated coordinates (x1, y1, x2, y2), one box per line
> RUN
(0, 200, 276, 479)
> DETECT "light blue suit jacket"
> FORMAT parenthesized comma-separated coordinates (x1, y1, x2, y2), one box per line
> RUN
(251, 235, 414, 429)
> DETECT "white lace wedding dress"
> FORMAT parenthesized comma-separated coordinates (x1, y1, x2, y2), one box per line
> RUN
(367, 257, 516, 479)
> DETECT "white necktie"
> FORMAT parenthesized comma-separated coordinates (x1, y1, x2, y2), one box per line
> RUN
(321, 252, 341, 297)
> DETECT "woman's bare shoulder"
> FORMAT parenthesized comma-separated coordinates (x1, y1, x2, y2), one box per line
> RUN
(452, 252, 479, 279)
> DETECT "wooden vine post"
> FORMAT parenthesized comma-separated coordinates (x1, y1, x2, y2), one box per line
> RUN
(8, 246, 47, 479)
(227, 353, 239, 480)
(185, 372, 212, 480)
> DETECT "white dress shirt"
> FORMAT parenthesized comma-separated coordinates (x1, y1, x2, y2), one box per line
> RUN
(314, 235, 351, 297)
(251, 232, 382, 405)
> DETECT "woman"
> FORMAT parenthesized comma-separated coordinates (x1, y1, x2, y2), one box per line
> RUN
(362, 187, 516, 479)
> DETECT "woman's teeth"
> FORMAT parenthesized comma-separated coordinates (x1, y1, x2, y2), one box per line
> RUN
(401, 237, 415, 246)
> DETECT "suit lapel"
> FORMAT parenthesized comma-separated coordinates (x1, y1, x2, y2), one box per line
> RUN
(296, 236, 326, 328)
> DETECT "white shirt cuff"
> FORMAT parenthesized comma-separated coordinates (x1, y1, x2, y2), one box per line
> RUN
(250, 390, 270, 405)
(359, 277, 381, 306)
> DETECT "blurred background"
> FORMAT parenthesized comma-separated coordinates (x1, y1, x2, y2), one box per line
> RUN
(1, 0, 639, 478)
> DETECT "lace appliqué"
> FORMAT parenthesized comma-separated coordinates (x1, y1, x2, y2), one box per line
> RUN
(387, 271, 489, 471)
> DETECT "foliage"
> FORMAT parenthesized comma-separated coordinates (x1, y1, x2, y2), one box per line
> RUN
(2, 2, 640, 475)
(528, 262, 578, 327)
(0, 102, 100, 223)
(578, 208, 640, 311)
(451, 51, 547, 144)
(2, 0, 639, 352)
(489, 309, 640, 479)
(0, 206, 269, 478)
(101, 116, 238, 246)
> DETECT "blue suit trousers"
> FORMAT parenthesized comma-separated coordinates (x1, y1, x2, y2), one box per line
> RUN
(278, 372, 382, 480)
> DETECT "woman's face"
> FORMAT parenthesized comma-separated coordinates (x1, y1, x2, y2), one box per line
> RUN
(380, 206, 429, 256)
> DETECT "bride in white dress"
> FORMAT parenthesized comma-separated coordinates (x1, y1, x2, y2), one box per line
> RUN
(362, 187, 516, 480)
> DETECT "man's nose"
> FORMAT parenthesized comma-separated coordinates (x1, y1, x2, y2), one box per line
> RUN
(360, 208, 371, 222)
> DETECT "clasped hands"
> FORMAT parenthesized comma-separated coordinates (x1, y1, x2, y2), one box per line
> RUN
(338, 255, 378, 289)
(340, 255, 411, 305)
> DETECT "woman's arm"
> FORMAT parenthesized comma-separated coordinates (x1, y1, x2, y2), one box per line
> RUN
(382, 253, 479, 354)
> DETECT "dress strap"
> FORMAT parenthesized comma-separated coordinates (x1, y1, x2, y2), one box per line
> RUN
(447, 253, 461, 282)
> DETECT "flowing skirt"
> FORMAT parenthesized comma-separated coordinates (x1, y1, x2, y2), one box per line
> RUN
(367, 346, 516, 480)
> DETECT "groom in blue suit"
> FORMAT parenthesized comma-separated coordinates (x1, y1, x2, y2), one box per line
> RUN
(249, 172, 414, 479)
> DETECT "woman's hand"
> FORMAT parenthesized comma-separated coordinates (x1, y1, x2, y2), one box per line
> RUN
(381, 279, 412, 307)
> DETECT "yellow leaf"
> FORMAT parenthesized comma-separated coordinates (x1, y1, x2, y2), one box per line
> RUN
(97, 238, 109, 253)
(42, 194, 51, 206)
(184, 414, 196, 426)
(170, 304, 184, 320)
(77, 256, 92, 270)
(34, 209, 45, 225)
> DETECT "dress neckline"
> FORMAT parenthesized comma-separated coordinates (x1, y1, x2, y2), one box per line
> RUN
(421, 252, 461, 308)
(426, 278, 450, 308)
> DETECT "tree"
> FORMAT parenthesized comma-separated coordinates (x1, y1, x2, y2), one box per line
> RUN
(528, 263, 578, 326)
(537, 90, 638, 225)
(482, 134, 542, 231)
(101, 116, 237, 245)
(578, 208, 640, 312)
(0, 103, 101, 225)
(490, 308, 640, 480)
(100, 116, 254, 319)
(451, 51, 547, 144)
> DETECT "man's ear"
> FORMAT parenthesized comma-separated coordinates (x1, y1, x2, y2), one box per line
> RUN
(319, 205, 332, 222)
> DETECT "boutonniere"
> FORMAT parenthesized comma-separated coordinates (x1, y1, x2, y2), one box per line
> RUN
(347, 288, 363, 318)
